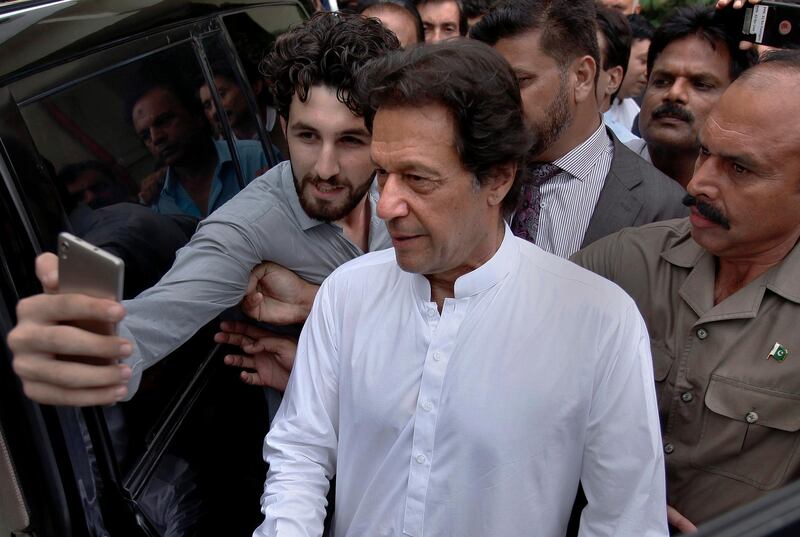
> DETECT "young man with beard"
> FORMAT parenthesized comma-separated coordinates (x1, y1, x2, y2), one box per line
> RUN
(7, 12, 399, 406)
(470, 0, 687, 259)
(627, 5, 758, 187)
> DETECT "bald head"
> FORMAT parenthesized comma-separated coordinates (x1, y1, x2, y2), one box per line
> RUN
(686, 49, 800, 261)
(720, 50, 800, 139)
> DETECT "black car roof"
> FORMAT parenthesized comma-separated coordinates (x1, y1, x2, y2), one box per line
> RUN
(0, 0, 310, 84)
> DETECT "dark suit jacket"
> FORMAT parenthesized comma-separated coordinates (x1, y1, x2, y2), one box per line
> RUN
(580, 129, 689, 248)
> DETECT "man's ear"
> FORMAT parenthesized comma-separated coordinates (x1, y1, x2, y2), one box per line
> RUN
(484, 162, 517, 207)
(606, 65, 625, 99)
(572, 55, 598, 105)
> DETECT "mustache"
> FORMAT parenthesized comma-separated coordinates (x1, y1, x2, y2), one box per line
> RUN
(683, 194, 731, 229)
(652, 102, 694, 124)
(303, 174, 347, 189)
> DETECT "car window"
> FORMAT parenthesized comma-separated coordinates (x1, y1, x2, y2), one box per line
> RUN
(222, 7, 308, 159)
(11, 24, 280, 535)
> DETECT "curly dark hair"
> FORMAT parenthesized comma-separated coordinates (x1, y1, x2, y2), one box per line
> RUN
(470, 0, 600, 82)
(260, 12, 401, 120)
(358, 39, 532, 214)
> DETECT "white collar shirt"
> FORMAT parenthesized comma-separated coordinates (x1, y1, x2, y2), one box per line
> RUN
(255, 227, 668, 537)
(534, 123, 614, 258)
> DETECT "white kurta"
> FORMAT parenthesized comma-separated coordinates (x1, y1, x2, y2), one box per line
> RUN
(255, 227, 668, 537)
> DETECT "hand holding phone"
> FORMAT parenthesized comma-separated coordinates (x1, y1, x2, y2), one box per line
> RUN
(718, 0, 800, 49)
(58, 232, 125, 337)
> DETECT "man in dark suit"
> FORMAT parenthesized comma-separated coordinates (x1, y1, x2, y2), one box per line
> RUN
(471, 0, 687, 258)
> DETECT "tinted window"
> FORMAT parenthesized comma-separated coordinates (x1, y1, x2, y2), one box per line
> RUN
(12, 22, 281, 535)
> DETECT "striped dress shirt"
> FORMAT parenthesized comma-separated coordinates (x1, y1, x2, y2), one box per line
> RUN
(533, 123, 613, 258)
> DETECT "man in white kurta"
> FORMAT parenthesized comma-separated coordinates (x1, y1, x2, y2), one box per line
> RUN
(255, 39, 667, 537)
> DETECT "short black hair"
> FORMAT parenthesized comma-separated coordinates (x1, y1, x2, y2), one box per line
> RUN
(461, 0, 498, 19)
(597, 6, 631, 72)
(260, 12, 401, 120)
(627, 13, 654, 41)
(647, 6, 758, 82)
(358, 40, 532, 213)
(415, 0, 469, 36)
(470, 0, 600, 81)
(758, 48, 800, 74)
(597, 6, 631, 102)
(739, 48, 800, 88)
(123, 78, 205, 129)
(358, 0, 425, 43)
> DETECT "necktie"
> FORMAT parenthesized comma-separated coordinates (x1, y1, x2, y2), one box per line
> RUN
(511, 163, 561, 242)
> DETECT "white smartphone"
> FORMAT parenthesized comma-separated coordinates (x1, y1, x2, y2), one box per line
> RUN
(58, 232, 125, 336)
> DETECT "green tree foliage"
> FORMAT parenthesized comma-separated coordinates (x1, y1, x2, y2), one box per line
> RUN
(641, 0, 714, 24)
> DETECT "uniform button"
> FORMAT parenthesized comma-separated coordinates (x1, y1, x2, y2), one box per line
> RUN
(681, 392, 694, 403)
(540, 202, 546, 208)
(664, 443, 675, 454)
(433, 352, 442, 361)
(415, 454, 426, 464)
(746, 411, 759, 424)
(696, 328, 708, 340)
(422, 400, 434, 412)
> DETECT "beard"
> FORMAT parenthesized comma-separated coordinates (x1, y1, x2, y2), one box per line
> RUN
(529, 72, 574, 158)
(292, 169, 373, 222)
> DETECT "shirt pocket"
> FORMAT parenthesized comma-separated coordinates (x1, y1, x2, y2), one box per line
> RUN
(691, 374, 800, 489)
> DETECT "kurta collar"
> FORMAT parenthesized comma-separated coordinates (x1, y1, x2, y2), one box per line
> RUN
(411, 224, 518, 302)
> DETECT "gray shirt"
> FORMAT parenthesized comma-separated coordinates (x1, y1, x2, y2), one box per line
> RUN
(120, 160, 391, 395)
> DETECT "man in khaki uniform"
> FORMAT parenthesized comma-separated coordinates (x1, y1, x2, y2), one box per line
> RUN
(572, 50, 800, 532)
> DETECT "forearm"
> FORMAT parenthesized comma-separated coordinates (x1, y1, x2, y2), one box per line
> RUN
(119, 220, 261, 398)
(296, 282, 320, 320)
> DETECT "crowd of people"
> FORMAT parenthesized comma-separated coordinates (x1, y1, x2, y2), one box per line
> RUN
(8, 0, 800, 535)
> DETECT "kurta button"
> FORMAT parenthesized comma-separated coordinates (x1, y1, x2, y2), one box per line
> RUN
(746, 411, 759, 424)
(681, 392, 693, 403)
(427, 309, 435, 317)
(696, 328, 708, 340)
(416, 454, 426, 464)
(433, 352, 442, 361)
(664, 443, 675, 454)
(422, 400, 434, 412)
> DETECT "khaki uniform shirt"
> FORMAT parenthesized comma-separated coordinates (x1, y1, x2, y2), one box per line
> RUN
(572, 218, 800, 525)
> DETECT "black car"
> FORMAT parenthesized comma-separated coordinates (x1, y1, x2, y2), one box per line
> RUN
(0, 1, 311, 535)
